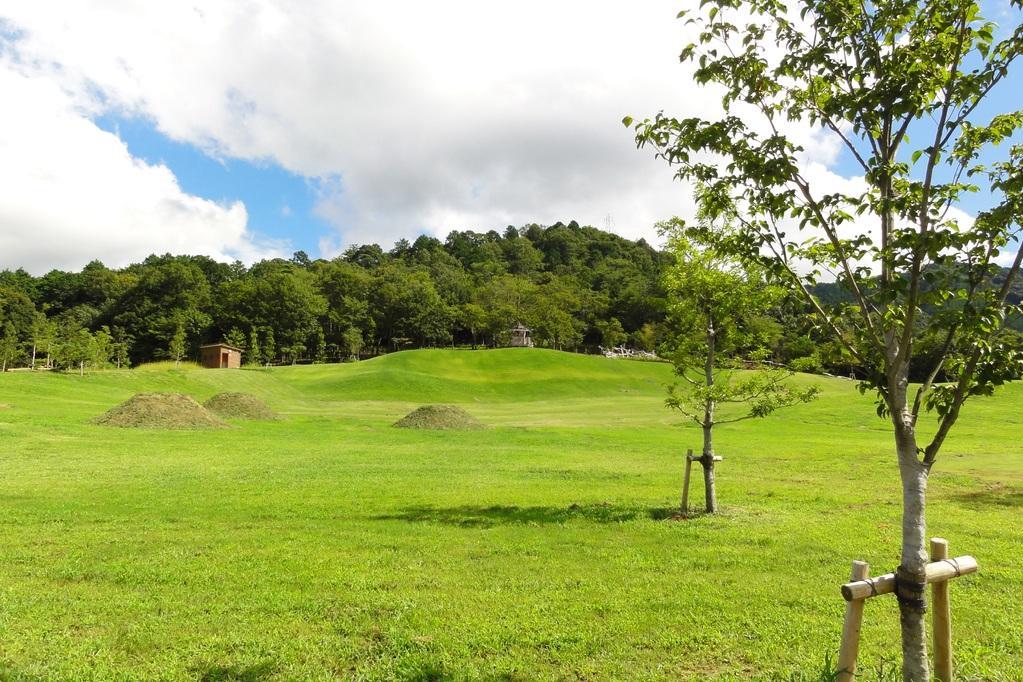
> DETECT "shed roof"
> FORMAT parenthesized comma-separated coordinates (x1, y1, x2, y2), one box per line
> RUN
(199, 343, 244, 352)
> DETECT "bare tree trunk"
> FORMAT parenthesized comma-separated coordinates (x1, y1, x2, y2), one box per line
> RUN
(31, 343, 36, 370)
(701, 421, 717, 513)
(701, 316, 718, 514)
(897, 426, 930, 681)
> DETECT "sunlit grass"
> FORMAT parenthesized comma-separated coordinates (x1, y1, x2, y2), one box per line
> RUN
(0, 349, 1020, 680)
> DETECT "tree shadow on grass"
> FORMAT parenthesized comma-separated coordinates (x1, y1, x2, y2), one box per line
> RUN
(951, 484, 1023, 509)
(195, 662, 276, 682)
(375, 503, 679, 527)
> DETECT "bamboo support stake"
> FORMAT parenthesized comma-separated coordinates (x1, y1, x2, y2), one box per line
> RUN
(841, 555, 977, 601)
(681, 449, 694, 514)
(931, 538, 953, 682)
(837, 560, 870, 681)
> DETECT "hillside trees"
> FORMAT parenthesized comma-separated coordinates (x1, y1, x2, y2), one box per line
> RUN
(0, 221, 885, 368)
(629, 0, 1023, 676)
(112, 257, 213, 364)
(216, 260, 327, 364)
(314, 259, 374, 358)
(0, 322, 25, 371)
(0, 287, 36, 371)
(370, 263, 452, 350)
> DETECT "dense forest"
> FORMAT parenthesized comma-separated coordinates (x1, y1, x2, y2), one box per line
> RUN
(0, 222, 674, 371)
(0, 220, 1019, 376)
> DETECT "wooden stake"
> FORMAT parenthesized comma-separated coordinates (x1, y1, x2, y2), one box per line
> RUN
(837, 560, 870, 681)
(681, 448, 694, 514)
(931, 538, 953, 682)
(841, 555, 977, 601)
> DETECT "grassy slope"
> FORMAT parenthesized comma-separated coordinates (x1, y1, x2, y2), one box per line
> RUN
(0, 349, 1020, 681)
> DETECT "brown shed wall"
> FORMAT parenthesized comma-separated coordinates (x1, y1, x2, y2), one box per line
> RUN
(200, 346, 242, 369)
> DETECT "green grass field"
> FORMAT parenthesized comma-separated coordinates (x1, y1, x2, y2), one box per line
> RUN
(0, 349, 1020, 681)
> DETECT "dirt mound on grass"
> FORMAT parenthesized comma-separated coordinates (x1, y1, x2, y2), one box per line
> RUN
(93, 393, 227, 429)
(203, 392, 278, 420)
(394, 404, 484, 430)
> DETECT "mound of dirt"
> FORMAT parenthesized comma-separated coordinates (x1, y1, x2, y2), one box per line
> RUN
(93, 393, 227, 429)
(394, 404, 484, 430)
(203, 392, 278, 420)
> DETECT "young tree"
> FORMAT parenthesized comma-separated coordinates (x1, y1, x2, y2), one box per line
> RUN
(0, 321, 25, 371)
(29, 313, 56, 370)
(661, 218, 817, 514)
(597, 317, 629, 349)
(110, 327, 133, 369)
(224, 327, 247, 353)
(92, 326, 115, 369)
(631, 322, 660, 352)
(457, 303, 487, 348)
(628, 1, 1023, 676)
(59, 327, 95, 376)
(168, 322, 187, 367)
(247, 328, 261, 366)
(341, 327, 364, 360)
(263, 328, 276, 365)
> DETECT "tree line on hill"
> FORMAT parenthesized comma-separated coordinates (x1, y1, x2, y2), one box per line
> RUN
(0, 220, 1020, 374)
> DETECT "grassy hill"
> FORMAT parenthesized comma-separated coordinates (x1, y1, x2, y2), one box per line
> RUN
(0, 350, 1020, 680)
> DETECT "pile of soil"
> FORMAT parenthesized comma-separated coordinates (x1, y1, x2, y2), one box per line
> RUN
(93, 393, 227, 429)
(203, 392, 278, 420)
(394, 404, 484, 430)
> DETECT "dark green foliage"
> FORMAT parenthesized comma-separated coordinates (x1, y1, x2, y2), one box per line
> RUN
(4, 221, 1019, 373)
(0, 223, 671, 366)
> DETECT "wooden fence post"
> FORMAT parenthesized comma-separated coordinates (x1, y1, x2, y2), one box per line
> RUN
(681, 449, 694, 514)
(837, 560, 870, 681)
(931, 538, 953, 682)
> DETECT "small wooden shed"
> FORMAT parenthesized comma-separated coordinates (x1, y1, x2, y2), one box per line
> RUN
(199, 343, 243, 369)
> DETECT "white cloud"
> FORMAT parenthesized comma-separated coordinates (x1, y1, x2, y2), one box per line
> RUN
(0, 56, 284, 274)
(5, 0, 987, 269)
(0, 1, 709, 257)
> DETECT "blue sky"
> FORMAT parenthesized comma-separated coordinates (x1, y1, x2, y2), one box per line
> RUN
(94, 114, 331, 258)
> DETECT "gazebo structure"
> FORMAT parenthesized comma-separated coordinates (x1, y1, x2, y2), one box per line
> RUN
(199, 343, 243, 369)
(508, 323, 534, 348)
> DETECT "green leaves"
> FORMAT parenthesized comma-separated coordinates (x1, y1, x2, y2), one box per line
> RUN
(632, 0, 1023, 467)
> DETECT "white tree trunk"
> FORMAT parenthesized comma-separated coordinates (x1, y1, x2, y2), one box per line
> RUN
(897, 427, 930, 681)
(701, 421, 717, 514)
(701, 317, 718, 514)
(891, 367, 931, 681)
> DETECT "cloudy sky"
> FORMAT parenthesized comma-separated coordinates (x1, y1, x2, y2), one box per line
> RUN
(0, 1, 1018, 273)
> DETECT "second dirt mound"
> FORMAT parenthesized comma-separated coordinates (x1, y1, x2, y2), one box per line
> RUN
(394, 404, 484, 430)
(93, 393, 227, 429)
(203, 393, 278, 420)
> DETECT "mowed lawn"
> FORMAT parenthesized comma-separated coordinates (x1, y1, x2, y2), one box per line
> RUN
(0, 349, 1020, 681)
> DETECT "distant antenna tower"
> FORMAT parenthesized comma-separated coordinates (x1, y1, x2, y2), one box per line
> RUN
(603, 213, 615, 232)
